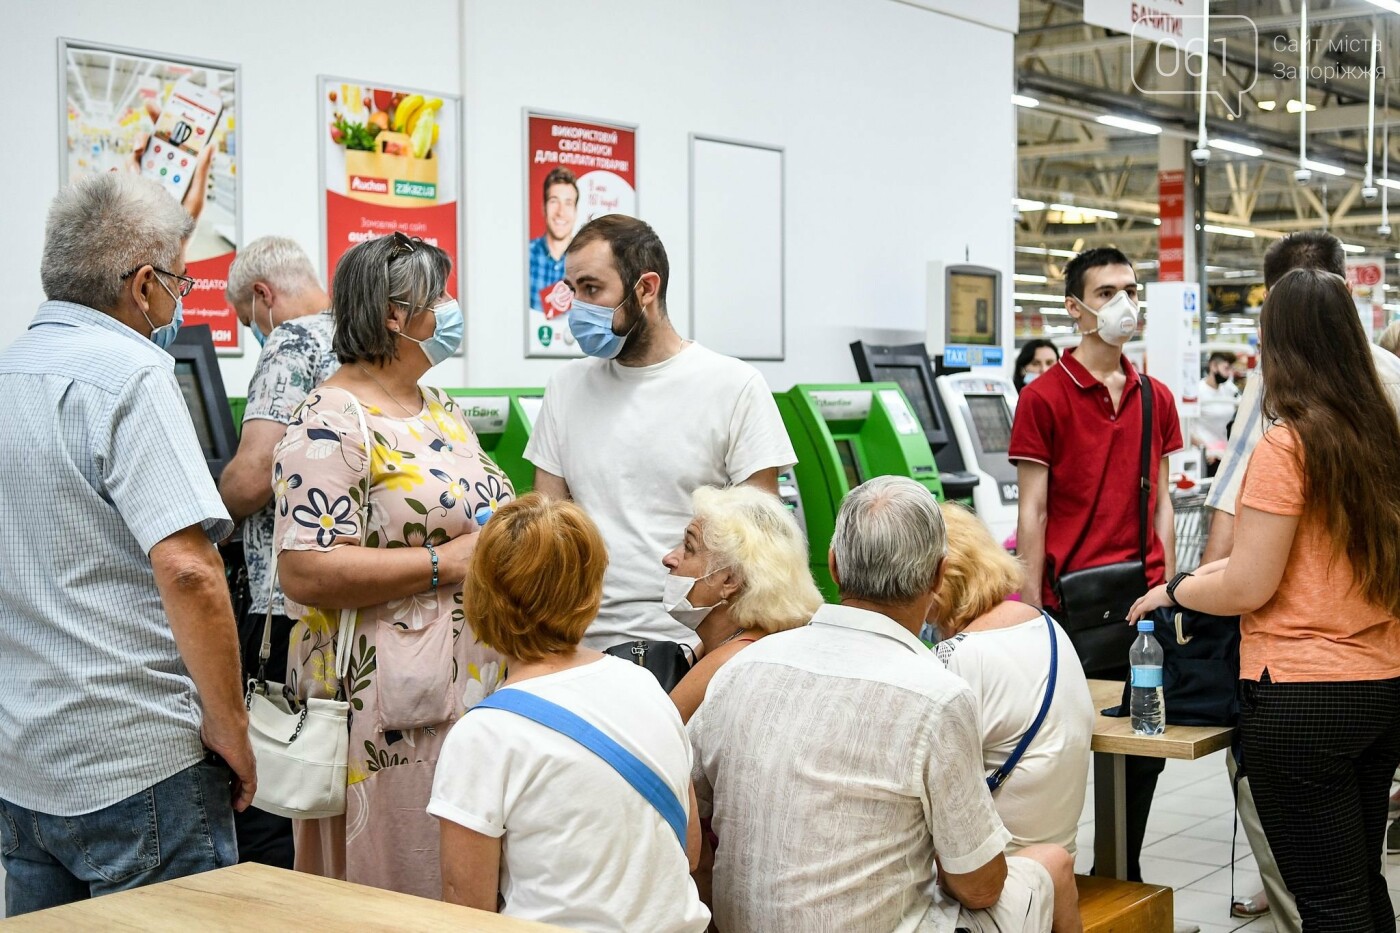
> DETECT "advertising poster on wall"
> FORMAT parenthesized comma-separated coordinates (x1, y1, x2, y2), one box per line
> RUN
(525, 111, 637, 357)
(1345, 255, 1387, 337)
(320, 78, 461, 300)
(61, 41, 242, 353)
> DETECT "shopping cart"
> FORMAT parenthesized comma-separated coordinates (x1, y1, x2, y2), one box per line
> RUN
(1173, 485, 1213, 573)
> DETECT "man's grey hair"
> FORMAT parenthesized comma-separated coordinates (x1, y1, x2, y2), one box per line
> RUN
(831, 475, 946, 604)
(225, 236, 322, 307)
(41, 173, 194, 311)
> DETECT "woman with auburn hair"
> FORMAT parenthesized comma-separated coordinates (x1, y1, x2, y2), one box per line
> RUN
(1131, 267, 1400, 930)
(429, 494, 709, 933)
(661, 485, 823, 723)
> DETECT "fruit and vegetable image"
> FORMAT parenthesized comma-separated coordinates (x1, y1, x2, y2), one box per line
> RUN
(327, 84, 444, 206)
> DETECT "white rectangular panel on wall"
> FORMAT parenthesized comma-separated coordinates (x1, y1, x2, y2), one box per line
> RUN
(689, 135, 784, 361)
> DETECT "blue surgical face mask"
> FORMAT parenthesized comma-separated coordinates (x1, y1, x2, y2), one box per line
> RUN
(248, 293, 276, 348)
(567, 281, 641, 359)
(397, 299, 464, 366)
(144, 275, 184, 351)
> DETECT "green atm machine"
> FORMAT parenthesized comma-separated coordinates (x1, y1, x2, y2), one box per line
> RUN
(776, 383, 945, 600)
(442, 388, 546, 494)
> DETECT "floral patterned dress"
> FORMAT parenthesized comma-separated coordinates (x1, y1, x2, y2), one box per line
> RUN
(272, 384, 512, 898)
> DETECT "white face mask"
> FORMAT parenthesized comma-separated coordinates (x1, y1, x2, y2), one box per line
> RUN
(661, 568, 728, 630)
(1072, 290, 1139, 346)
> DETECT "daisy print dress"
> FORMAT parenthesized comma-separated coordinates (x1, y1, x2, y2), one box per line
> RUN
(272, 384, 512, 898)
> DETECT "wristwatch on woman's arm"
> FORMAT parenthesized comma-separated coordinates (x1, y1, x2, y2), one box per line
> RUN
(1166, 571, 1193, 607)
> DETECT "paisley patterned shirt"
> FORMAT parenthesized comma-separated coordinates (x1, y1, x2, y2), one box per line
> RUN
(243, 309, 338, 615)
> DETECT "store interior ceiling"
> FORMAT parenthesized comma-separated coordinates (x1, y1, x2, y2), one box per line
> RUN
(1015, 0, 1400, 336)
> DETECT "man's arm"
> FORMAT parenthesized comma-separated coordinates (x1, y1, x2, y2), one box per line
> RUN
(738, 467, 779, 495)
(938, 852, 1009, 911)
(532, 467, 570, 501)
(151, 525, 256, 811)
(1154, 458, 1175, 579)
(440, 820, 501, 911)
(1015, 461, 1049, 607)
(218, 420, 287, 525)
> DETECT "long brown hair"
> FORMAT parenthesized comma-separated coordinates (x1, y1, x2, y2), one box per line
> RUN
(1259, 268, 1400, 616)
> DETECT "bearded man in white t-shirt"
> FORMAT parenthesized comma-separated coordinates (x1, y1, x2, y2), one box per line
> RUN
(525, 215, 796, 652)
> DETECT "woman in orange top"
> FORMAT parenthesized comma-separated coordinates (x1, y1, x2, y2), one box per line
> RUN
(1131, 268, 1400, 929)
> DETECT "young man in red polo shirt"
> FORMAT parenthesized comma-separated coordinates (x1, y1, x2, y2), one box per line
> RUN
(1009, 246, 1182, 885)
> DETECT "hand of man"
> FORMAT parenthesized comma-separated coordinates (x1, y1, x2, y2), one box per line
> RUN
(202, 720, 258, 812)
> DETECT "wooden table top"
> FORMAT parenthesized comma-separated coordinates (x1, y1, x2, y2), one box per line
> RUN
(0, 863, 565, 931)
(1088, 678, 1235, 761)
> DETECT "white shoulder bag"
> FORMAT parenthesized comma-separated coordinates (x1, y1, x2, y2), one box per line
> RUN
(244, 396, 372, 820)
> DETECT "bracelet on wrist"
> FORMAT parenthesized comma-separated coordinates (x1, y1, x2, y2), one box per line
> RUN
(424, 543, 439, 589)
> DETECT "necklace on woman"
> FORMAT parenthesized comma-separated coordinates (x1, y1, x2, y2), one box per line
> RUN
(355, 363, 455, 452)
(716, 627, 748, 648)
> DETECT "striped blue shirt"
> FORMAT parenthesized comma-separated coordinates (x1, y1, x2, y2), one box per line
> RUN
(0, 301, 233, 815)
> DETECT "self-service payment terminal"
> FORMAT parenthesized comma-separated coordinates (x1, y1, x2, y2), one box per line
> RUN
(442, 388, 545, 494)
(935, 373, 1020, 542)
(775, 383, 944, 599)
(849, 341, 980, 502)
(169, 325, 239, 482)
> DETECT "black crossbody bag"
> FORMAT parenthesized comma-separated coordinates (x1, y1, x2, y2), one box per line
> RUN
(1052, 376, 1153, 679)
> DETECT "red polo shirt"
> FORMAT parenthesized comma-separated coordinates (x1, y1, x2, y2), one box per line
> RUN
(1009, 350, 1183, 610)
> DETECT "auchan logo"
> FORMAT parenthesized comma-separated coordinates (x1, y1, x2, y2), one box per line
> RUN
(350, 175, 389, 194)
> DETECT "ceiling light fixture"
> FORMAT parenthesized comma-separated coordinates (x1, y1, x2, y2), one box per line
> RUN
(1286, 99, 1318, 113)
(1257, 100, 1277, 111)
(1342, 243, 1367, 253)
(1049, 203, 1120, 219)
(1209, 139, 1263, 157)
(1013, 198, 1046, 211)
(1012, 94, 1040, 108)
(1096, 114, 1162, 135)
(1204, 224, 1256, 238)
(1013, 273, 1049, 284)
(1013, 292, 1067, 303)
(1302, 158, 1346, 177)
(1016, 246, 1079, 258)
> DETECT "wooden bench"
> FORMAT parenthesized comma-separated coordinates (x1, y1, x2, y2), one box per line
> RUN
(1078, 875, 1172, 933)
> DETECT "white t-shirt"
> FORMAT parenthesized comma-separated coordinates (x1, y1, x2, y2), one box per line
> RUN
(525, 343, 796, 649)
(429, 656, 709, 933)
(935, 614, 1094, 855)
(1195, 376, 1240, 452)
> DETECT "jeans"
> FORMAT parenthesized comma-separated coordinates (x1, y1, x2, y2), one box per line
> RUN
(235, 611, 295, 869)
(0, 757, 237, 917)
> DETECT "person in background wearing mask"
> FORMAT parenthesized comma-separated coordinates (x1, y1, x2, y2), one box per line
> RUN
(1009, 246, 1182, 887)
(271, 233, 508, 898)
(525, 215, 796, 658)
(217, 235, 334, 869)
(528, 168, 579, 311)
(0, 173, 254, 914)
(1013, 339, 1060, 393)
(1194, 351, 1240, 476)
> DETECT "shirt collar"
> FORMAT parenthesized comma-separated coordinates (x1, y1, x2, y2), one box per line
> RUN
(30, 300, 168, 354)
(810, 603, 929, 656)
(1061, 346, 1140, 392)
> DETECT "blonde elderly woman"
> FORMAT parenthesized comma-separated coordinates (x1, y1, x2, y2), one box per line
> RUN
(660, 485, 823, 723)
(932, 503, 1094, 866)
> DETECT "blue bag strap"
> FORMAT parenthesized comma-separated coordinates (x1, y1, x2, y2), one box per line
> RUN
(472, 689, 688, 849)
(986, 611, 1059, 793)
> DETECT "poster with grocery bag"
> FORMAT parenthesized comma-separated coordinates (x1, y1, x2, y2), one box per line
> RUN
(60, 40, 242, 353)
(525, 111, 637, 357)
(320, 78, 461, 302)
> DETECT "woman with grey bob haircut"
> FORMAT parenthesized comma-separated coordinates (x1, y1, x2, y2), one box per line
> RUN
(271, 233, 515, 896)
(830, 475, 947, 604)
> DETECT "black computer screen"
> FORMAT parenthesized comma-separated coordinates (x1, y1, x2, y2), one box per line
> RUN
(966, 394, 1013, 453)
(174, 361, 216, 460)
(872, 363, 940, 435)
(168, 325, 239, 479)
(833, 438, 864, 490)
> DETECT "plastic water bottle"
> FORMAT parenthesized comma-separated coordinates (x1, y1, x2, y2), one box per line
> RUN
(1130, 620, 1165, 736)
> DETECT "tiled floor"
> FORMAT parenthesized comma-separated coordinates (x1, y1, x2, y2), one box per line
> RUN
(1075, 750, 1400, 931)
(4, 753, 1400, 925)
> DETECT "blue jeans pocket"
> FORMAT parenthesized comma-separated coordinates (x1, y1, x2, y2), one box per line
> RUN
(62, 787, 160, 884)
(0, 801, 19, 857)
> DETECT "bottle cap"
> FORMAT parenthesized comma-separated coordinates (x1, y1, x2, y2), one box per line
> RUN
(1137, 620, 1154, 633)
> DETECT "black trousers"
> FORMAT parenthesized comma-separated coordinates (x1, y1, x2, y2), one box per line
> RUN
(234, 610, 297, 870)
(1240, 674, 1400, 932)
